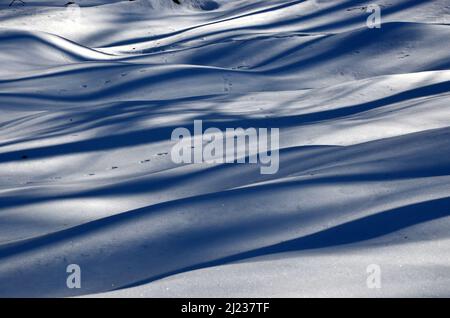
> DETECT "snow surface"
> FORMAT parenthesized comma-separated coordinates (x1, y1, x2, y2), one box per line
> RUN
(0, 0, 449, 297)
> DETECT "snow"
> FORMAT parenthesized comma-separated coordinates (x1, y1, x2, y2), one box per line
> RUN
(0, 0, 449, 297)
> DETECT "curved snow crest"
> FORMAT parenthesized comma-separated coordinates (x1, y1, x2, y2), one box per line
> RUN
(0, 29, 113, 60)
(1, 22, 450, 100)
(0, 127, 449, 297)
(0, 0, 449, 297)
(0, 29, 116, 78)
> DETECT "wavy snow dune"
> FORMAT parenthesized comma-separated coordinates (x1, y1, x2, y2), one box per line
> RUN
(0, 0, 449, 297)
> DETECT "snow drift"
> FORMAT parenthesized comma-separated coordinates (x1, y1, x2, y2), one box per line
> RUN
(0, 0, 449, 297)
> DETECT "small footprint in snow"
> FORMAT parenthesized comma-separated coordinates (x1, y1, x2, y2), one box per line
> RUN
(223, 76, 232, 93)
